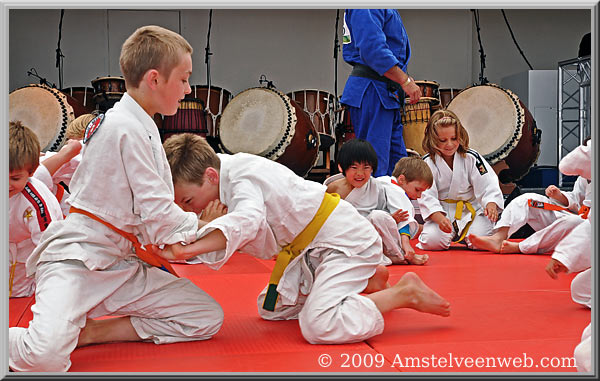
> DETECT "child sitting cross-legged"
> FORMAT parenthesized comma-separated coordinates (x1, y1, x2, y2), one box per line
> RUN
(325, 139, 432, 265)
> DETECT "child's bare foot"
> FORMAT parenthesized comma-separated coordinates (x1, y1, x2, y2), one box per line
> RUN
(395, 272, 450, 317)
(406, 252, 429, 265)
(500, 240, 521, 254)
(468, 234, 503, 253)
(363, 264, 390, 293)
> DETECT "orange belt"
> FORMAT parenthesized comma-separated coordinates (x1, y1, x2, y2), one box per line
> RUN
(69, 206, 179, 276)
(55, 183, 65, 203)
(527, 199, 589, 219)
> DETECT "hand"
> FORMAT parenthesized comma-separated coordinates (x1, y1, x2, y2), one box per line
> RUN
(545, 258, 568, 279)
(151, 243, 186, 261)
(431, 212, 452, 233)
(484, 202, 499, 223)
(403, 80, 421, 105)
(200, 200, 228, 223)
(59, 139, 83, 160)
(391, 209, 409, 223)
(545, 185, 561, 199)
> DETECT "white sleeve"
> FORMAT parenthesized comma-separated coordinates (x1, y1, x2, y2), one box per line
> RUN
(419, 177, 444, 220)
(32, 164, 54, 191)
(559, 140, 592, 180)
(551, 219, 591, 273)
(381, 181, 419, 236)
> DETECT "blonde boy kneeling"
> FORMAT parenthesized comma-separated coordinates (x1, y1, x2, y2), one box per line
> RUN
(160, 133, 450, 345)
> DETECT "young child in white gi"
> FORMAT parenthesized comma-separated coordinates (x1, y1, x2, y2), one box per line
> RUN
(9, 26, 223, 372)
(468, 176, 590, 254)
(416, 109, 504, 250)
(8, 121, 64, 298)
(35, 113, 95, 216)
(543, 140, 593, 373)
(324, 139, 431, 265)
(159, 133, 451, 345)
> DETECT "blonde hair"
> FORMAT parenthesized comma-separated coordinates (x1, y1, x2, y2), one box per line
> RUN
(392, 156, 433, 186)
(422, 109, 469, 158)
(163, 133, 221, 185)
(9, 120, 40, 173)
(119, 25, 193, 89)
(66, 113, 96, 140)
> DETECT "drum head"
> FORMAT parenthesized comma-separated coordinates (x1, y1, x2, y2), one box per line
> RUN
(447, 84, 524, 164)
(9, 84, 74, 152)
(220, 87, 296, 159)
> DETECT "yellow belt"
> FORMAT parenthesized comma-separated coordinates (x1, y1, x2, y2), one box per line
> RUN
(262, 192, 340, 311)
(443, 199, 476, 243)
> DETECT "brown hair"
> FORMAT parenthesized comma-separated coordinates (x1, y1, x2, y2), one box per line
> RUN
(163, 133, 221, 186)
(9, 120, 40, 174)
(421, 109, 469, 158)
(392, 156, 433, 186)
(119, 25, 193, 89)
(66, 113, 96, 140)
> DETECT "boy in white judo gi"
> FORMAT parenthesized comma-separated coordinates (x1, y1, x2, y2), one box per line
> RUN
(8, 121, 64, 298)
(416, 110, 504, 250)
(324, 139, 431, 265)
(9, 26, 223, 372)
(468, 176, 590, 254)
(160, 133, 451, 345)
(543, 140, 593, 372)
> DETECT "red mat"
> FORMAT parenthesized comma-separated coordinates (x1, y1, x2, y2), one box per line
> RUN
(9, 240, 590, 373)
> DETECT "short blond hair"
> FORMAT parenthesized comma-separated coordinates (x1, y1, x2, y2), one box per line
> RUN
(422, 109, 469, 158)
(392, 156, 433, 186)
(119, 25, 193, 89)
(163, 133, 221, 186)
(9, 120, 40, 173)
(66, 113, 96, 140)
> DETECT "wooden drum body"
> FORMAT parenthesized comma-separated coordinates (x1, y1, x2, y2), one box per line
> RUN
(287, 89, 337, 149)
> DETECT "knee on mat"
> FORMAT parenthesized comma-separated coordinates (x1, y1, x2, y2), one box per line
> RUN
(25, 342, 72, 372)
(204, 304, 225, 337)
(570, 286, 591, 309)
(298, 309, 339, 344)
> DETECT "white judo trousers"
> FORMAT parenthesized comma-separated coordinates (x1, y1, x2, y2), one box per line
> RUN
(190, 153, 385, 344)
(574, 323, 592, 372)
(417, 150, 504, 250)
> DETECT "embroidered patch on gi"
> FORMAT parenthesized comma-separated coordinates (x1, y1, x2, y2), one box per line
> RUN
(467, 150, 488, 176)
(83, 114, 105, 144)
(23, 208, 33, 220)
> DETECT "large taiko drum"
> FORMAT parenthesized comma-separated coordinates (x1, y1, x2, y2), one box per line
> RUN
(401, 99, 433, 156)
(447, 83, 541, 183)
(187, 85, 232, 137)
(91, 76, 126, 112)
(160, 99, 207, 142)
(219, 87, 320, 177)
(9, 84, 74, 152)
(287, 89, 337, 149)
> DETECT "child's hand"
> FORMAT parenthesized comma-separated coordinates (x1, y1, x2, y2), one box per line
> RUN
(201, 200, 228, 223)
(59, 139, 83, 160)
(545, 258, 568, 279)
(391, 209, 409, 223)
(545, 185, 562, 199)
(484, 202, 498, 223)
(154, 243, 186, 261)
(431, 212, 452, 233)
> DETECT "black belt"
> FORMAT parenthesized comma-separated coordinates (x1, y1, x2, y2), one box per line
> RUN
(350, 63, 405, 104)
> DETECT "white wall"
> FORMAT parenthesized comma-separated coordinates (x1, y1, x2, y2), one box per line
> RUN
(9, 8, 591, 95)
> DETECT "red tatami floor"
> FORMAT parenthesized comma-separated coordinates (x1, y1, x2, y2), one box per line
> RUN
(9, 240, 590, 374)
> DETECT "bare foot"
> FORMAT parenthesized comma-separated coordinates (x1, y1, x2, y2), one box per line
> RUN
(395, 272, 450, 317)
(500, 240, 521, 254)
(363, 264, 390, 293)
(405, 252, 429, 265)
(468, 234, 503, 253)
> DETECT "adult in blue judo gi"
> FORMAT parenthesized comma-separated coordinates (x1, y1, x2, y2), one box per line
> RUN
(341, 9, 421, 177)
